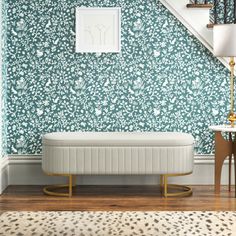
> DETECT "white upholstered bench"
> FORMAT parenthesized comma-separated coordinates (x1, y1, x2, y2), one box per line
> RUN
(42, 132, 194, 197)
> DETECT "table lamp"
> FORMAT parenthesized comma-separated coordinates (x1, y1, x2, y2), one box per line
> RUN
(213, 24, 236, 127)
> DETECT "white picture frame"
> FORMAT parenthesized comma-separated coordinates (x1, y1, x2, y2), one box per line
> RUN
(75, 7, 121, 53)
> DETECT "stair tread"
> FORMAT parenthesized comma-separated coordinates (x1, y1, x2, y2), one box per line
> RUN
(186, 3, 213, 8)
(206, 23, 216, 28)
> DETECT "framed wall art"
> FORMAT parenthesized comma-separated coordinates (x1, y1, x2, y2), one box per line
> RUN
(75, 7, 121, 53)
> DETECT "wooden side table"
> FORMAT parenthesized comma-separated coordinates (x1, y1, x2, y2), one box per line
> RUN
(209, 125, 236, 196)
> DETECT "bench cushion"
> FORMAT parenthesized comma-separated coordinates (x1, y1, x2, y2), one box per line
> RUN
(43, 132, 194, 147)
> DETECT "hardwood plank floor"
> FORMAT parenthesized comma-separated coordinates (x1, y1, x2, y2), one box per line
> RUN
(0, 185, 236, 211)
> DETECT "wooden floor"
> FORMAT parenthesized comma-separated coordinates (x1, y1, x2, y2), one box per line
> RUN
(0, 185, 236, 211)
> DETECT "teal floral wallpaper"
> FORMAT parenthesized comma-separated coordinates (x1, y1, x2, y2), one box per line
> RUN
(5, 0, 230, 154)
(1, 0, 7, 156)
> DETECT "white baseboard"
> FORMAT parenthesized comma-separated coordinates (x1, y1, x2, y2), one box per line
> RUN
(4, 155, 234, 186)
(0, 157, 9, 194)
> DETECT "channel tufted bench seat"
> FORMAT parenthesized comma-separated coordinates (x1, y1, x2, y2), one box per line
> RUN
(42, 132, 194, 197)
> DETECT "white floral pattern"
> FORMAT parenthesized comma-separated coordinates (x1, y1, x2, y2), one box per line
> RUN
(2, 0, 8, 156)
(4, 0, 231, 154)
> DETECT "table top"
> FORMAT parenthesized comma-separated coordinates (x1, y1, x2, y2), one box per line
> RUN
(209, 125, 236, 132)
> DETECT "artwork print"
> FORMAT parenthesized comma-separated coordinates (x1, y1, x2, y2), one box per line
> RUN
(76, 7, 121, 53)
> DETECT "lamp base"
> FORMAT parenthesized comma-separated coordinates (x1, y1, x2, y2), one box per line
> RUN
(228, 113, 236, 127)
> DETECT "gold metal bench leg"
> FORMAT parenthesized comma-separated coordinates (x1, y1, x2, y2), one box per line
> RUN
(69, 175, 72, 197)
(164, 175, 168, 197)
(43, 173, 74, 197)
(161, 172, 192, 197)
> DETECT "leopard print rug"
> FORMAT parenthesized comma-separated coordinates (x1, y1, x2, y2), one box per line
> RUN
(0, 211, 236, 236)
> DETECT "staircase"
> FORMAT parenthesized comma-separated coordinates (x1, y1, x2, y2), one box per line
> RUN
(187, 0, 236, 28)
(160, 0, 236, 70)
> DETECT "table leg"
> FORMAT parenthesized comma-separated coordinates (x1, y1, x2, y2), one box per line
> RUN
(234, 154, 236, 197)
(233, 138, 236, 197)
(229, 133, 232, 192)
(215, 131, 232, 194)
(229, 154, 232, 192)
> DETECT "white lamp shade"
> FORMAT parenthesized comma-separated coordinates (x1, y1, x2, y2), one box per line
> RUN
(213, 24, 236, 57)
